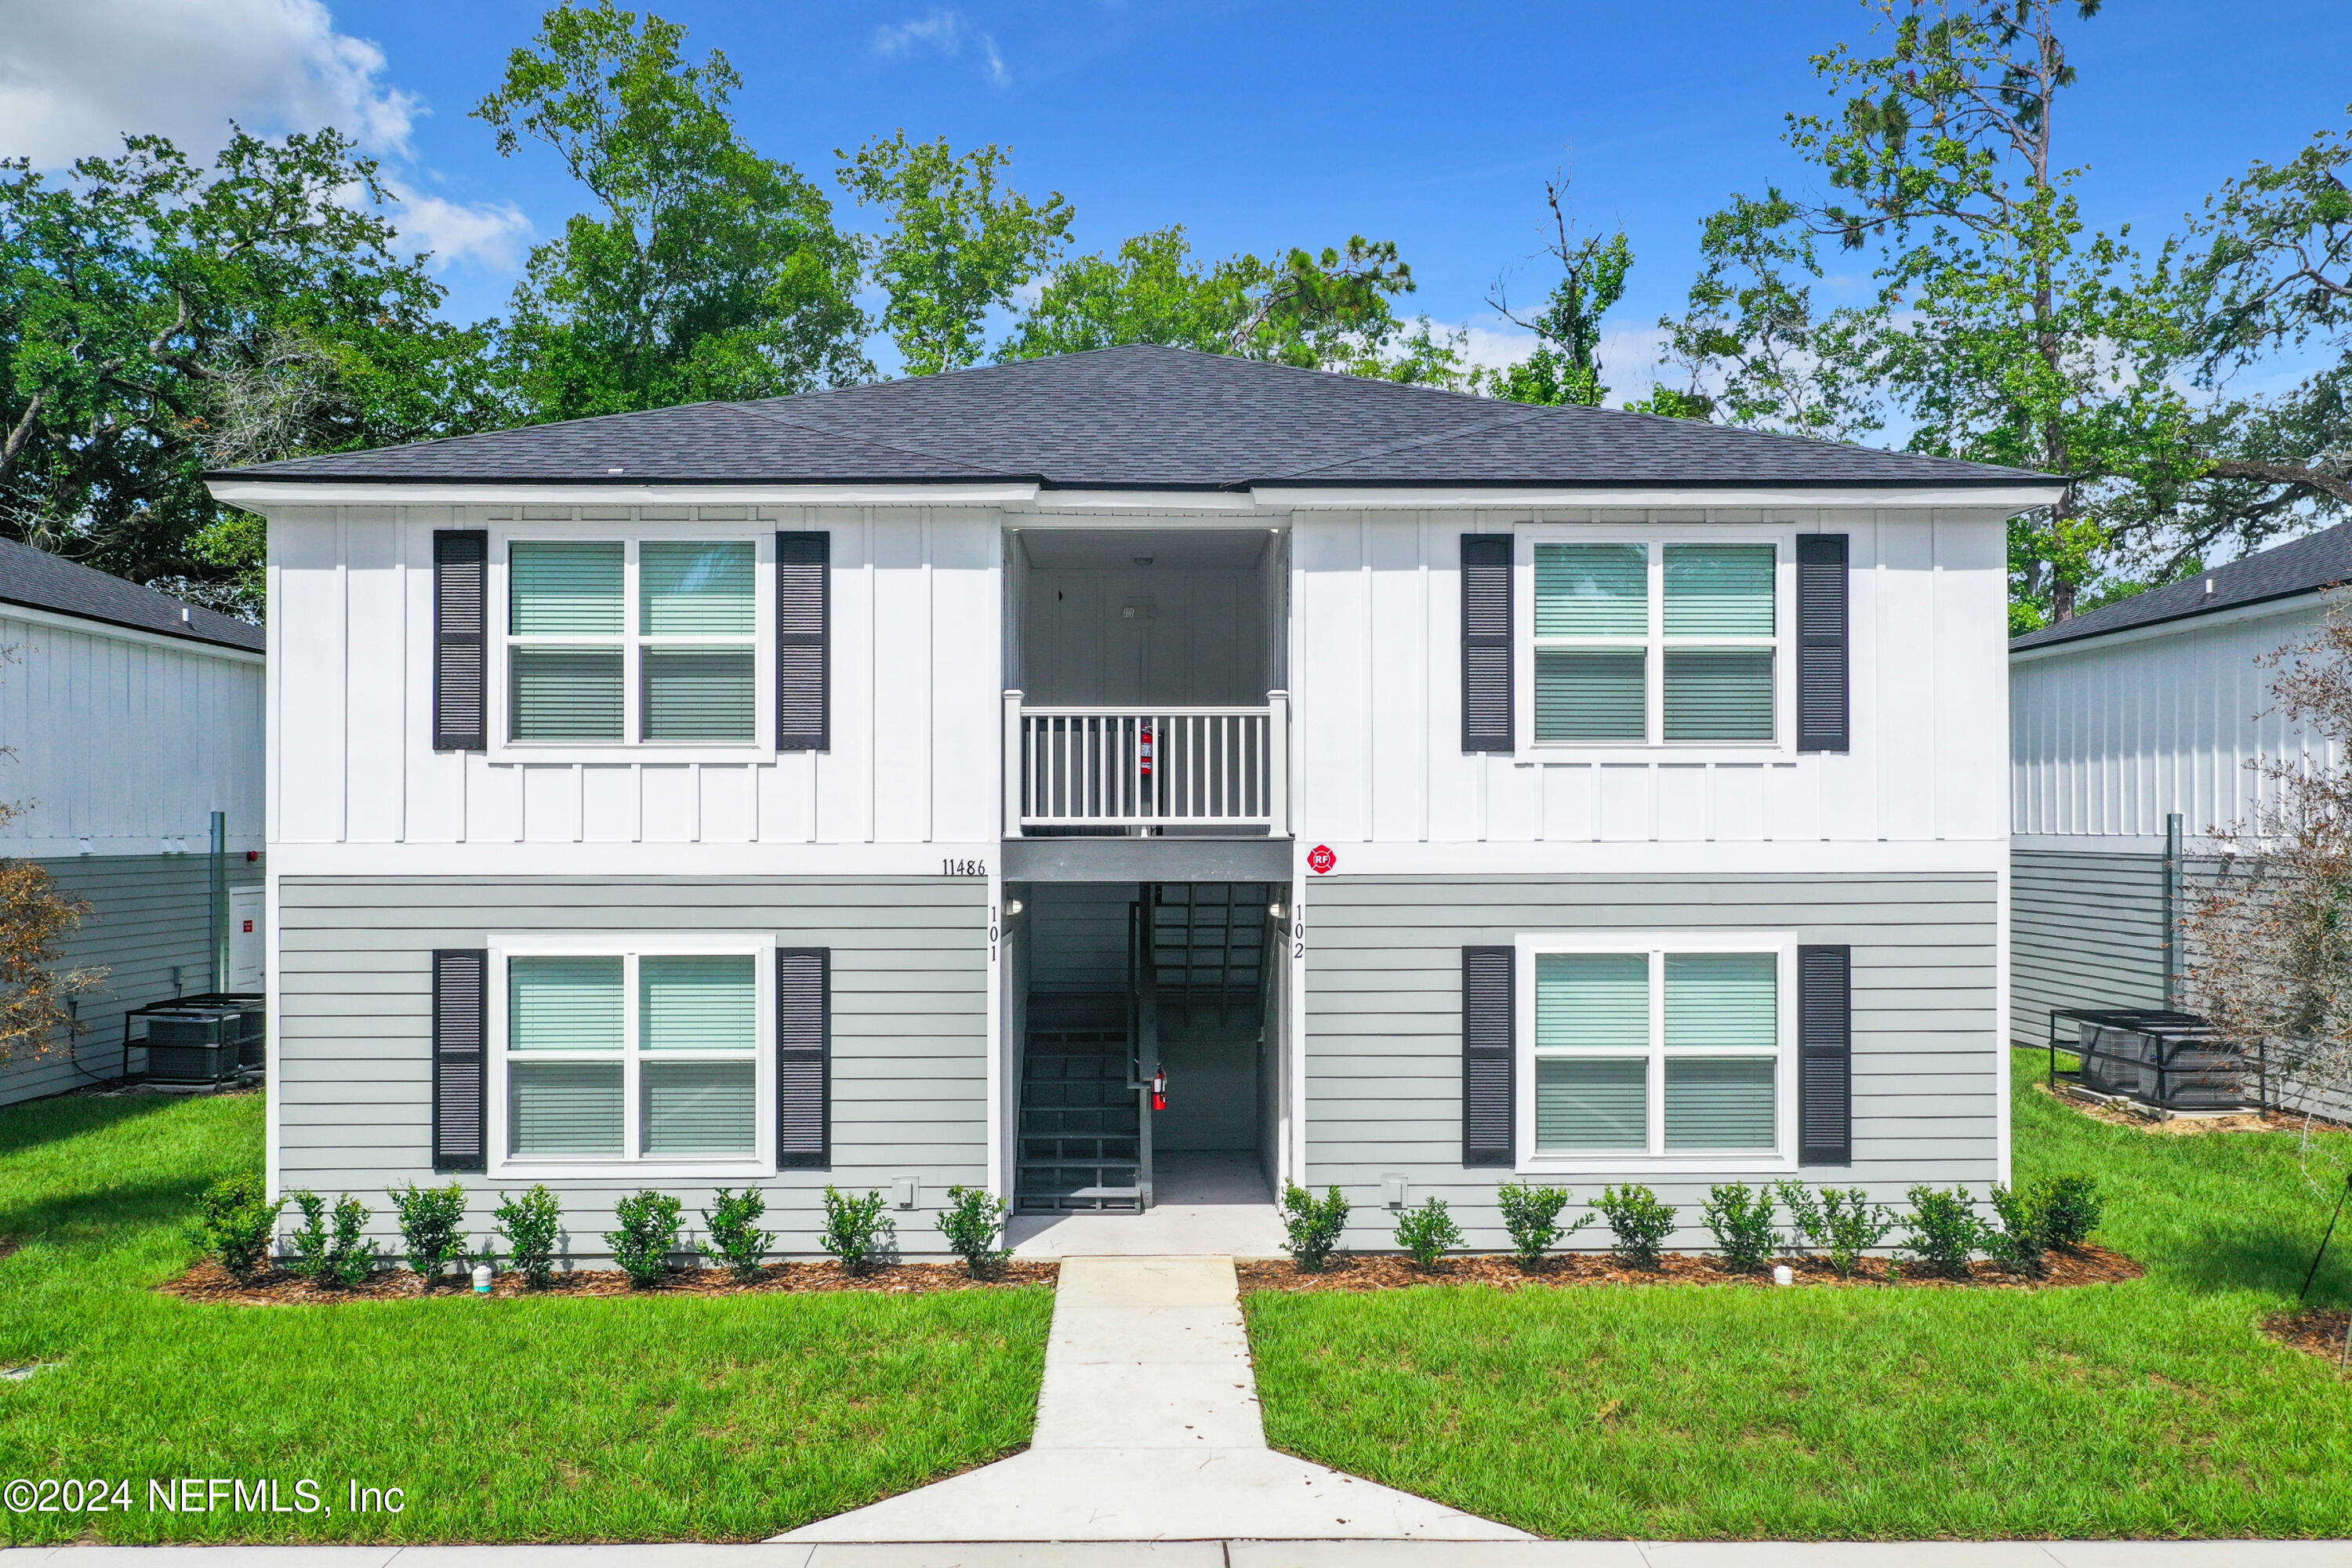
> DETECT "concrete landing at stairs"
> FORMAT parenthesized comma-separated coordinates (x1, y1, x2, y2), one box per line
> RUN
(772, 1255, 1526, 1543)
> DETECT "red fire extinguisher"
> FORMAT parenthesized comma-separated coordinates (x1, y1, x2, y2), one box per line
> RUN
(1152, 1066, 1167, 1112)
(1138, 723, 1155, 779)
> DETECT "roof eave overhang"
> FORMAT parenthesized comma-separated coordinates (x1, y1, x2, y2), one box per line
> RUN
(1253, 480, 2065, 510)
(2009, 586, 2328, 662)
(204, 477, 1049, 509)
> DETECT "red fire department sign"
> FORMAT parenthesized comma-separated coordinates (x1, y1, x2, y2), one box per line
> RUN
(1307, 844, 1337, 876)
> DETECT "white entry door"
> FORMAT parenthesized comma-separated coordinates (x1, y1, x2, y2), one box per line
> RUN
(228, 886, 264, 992)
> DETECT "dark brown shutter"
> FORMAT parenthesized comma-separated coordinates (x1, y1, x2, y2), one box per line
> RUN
(1461, 534, 1514, 753)
(433, 531, 489, 751)
(1798, 944, 1853, 1167)
(1796, 533, 1849, 753)
(1462, 946, 1515, 1167)
(431, 949, 488, 1172)
(776, 532, 829, 752)
(777, 947, 830, 1168)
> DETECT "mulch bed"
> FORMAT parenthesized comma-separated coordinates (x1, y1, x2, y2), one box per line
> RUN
(2036, 1080, 2352, 1136)
(159, 1257, 1058, 1305)
(1239, 1243, 2141, 1294)
(2262, 1308, 2352, 1367)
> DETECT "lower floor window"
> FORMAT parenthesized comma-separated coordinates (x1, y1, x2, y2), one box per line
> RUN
(499, 944, 766, 1165)
(1526, 942, 1787, 1160)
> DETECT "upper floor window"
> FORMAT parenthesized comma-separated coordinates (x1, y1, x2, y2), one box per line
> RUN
(1530, 541, 1780, 746)
(504, 539, 761, 748)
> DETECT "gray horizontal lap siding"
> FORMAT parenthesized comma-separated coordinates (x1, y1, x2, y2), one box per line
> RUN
(0, 854, 261, 1107)
(2009, 849, 2168, 1046)
(275, 876, 987, 1261)
(1302, 873, 2000, 1254)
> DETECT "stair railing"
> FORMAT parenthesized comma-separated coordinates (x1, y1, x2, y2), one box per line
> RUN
(1126, 898, 1158, 1210)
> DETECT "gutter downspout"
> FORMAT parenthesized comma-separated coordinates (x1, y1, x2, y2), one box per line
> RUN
(209, 810, 228, 993)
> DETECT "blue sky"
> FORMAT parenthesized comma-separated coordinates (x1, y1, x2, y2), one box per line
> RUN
(8, 0, 2350, 393)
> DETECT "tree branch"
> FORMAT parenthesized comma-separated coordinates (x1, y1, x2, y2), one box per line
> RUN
(2202, 457, 2352, 508)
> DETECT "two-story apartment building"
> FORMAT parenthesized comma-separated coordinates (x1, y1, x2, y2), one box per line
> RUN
(206, 345, 2056, 1258)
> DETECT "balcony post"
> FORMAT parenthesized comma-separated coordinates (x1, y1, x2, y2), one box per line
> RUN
(1002, 689, 1025, 838)
(1266, 688, 1290, 838)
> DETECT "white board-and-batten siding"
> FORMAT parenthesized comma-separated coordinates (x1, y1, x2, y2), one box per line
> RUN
(0, 608, 262, 857)
(1290, 507, 2009, 851)
(267, 505, 1003, 852)
(2011, 598, 2335, 846)
(274, 875, 986, 1257)
(1302, 872, 2002, 1254)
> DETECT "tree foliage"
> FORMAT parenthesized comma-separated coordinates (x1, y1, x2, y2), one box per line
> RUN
(1486, 172, 1633, 408)
(0, 129, 502, 608)
(478, 0, 868, 419)
(840, 132, 1073, 377)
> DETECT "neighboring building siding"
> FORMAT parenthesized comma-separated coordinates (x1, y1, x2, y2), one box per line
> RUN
(1302, 872, 2000, 1254)
(0, 853, 264, 1106)
(2009, 848, 2169, 1047)
(2011, 601, 2328, 842)
(276, 875, 987, 1259)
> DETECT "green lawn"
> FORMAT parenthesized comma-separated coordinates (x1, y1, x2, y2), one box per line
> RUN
(0, 1092, 1052, 1544)
(1246, 1050, 2352, 1539)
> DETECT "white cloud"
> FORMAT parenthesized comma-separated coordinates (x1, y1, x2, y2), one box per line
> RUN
(0, 0, 420, 167)
(386, 183, 532, 274)
(1421, 320, 1673, 402)
(873, 9, 1010, 87)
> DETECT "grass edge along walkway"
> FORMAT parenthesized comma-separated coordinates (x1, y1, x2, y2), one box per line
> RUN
(0, 1091, 1052, 1544)
(1243, 1047, 2352, 1540)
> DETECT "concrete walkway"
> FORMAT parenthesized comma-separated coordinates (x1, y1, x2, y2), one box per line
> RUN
(774, 1255, 1526, 1543)
(1007, 1155, 1289, 1260)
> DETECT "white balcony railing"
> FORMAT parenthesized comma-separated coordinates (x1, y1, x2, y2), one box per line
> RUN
(1004, 691, 1288, 834)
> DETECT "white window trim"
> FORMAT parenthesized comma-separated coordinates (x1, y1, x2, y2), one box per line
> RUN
(1512, 929, 1798, 1176)
(488, 522, 775, 762)
(1512, 524, 1798, 762)
(488, 931, 775, 1179)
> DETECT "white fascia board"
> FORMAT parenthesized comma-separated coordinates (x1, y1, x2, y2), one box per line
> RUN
(2007, 593, 2318, 664)
(0, 600, 265, 664)
(1254, 484, 2066, 511)
(1023, 488, 1269, 515)
(270, 840, 1005, 877)
(1294, 838, 2009, 876)
(204, 480, 1040, 510)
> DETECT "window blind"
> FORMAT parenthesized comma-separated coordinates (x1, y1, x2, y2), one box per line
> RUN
(641, 541, 754, 633)
(509, 956, 623, 1051)
(510, 1062, 623, 1155)
(1535, 1056, 1648, 1151)
(1663, 544, 1775, 635)
(1535, 543, 1647, 635)
(1664, 1057, 1777, 1150)
(1536, 953, 1650, 1048)
(1535, 651, 1646, 741)
(640, 955, 757, 1051)
(511, 648, 624, 741)
(510, 542, 622, 633)
(642, 648, 756, 742)
(642, 1061, 757, 1154)
(1662, 650, 1773, 741)
(1664, 953, 1777, 1048)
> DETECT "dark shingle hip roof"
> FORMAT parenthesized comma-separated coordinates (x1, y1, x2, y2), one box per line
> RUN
(209, 343, 2050, 491)
(2010, 521, 2352, 654)
(0, 537, 264, 653)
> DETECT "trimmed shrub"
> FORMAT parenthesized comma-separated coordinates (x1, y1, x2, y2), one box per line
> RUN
(702, 1187, 774, 1280)
(494, 1185, 562, 1288)
(1279, 1183, 1350, 1272)
(1985, 1182, 2048, 1274)
(2037, 1173, 2102, 1248)
(1392, 1198, 1463, 1270)
(820, 1186, 895, 1275)
(1496, 1181, 1589, 1269)
(1594, 1184, 1677, 1271)
(1701, 1182, 1777, 1273)
(1775, 1178, 1824, 1258)
(1817, 1188, 1899, 1276)
(1901, 1185, 1988, 1277)
(388, 1180, 472, 1282)
(287, 1190, 377, 1288)
(187, 1174, 282, 1279)
(606, 1190, 684, 1287)
(936, 1185, 1011, 1277)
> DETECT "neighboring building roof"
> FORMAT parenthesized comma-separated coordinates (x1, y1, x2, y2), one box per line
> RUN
(0, 537, 264, 654)
(209, 343, 2051, 492)
(2010, 522, 2352, 654)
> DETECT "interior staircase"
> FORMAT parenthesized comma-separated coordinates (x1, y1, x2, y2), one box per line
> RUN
(1149, 883, 1271, 1029)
